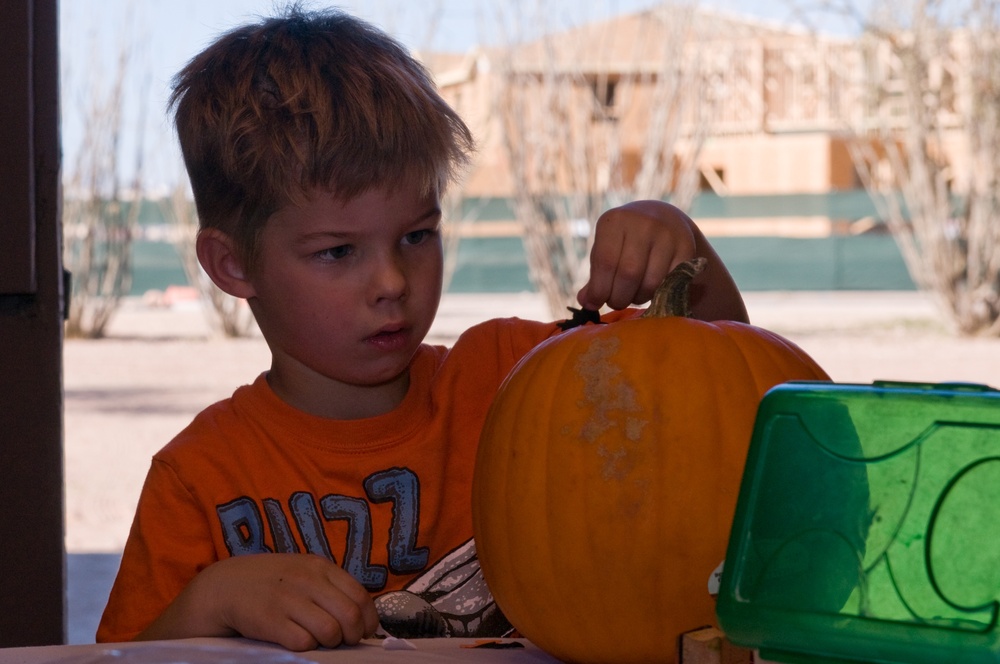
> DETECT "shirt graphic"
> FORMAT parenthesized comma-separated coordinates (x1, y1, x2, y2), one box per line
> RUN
(214, 474, 513, 638)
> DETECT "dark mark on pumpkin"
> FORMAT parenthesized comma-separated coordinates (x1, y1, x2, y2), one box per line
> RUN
(462, 640, 526, 649)
(557, 306, 604, 330)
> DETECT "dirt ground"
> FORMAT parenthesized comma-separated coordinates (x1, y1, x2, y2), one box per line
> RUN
(63, 289, 1000, 553)
(60, 290, 1000, 642)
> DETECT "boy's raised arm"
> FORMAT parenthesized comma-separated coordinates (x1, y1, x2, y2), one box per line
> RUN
(576, 200, 749, 323)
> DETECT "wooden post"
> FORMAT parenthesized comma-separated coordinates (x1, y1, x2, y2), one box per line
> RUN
(0, 0, 66, 646)
(679, 627, 757, 664)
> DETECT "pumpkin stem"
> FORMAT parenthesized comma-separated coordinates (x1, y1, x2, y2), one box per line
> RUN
(641, 257, 707, 319)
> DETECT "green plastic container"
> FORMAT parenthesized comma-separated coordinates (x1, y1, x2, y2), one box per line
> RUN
(717, 380, 1000, 664)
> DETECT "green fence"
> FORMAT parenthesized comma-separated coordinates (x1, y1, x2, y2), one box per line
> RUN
(127, 190, 916, 295)
(132, 233, 914, 296)
(714, 235, 914, 291)
(460, 191, 883, 222)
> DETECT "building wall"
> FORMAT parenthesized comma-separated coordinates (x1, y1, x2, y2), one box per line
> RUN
(427, 7, 975, 242)
(700, 134, 842, 195)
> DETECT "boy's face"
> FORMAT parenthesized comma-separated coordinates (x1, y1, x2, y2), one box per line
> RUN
(244, 177, 444, 418)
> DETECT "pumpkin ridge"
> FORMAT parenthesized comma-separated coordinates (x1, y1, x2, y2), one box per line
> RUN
(505, 351, 548, 632)
(719, 322, 830, 387)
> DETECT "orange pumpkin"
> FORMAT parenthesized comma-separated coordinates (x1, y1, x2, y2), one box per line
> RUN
(472, 258, 830, 664)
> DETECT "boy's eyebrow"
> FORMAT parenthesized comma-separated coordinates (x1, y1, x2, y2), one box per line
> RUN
(295, 205, 443, 244)
(394, 203, 443, 228)
(297, 230, 351, 243)
(418, 205, 443, 224)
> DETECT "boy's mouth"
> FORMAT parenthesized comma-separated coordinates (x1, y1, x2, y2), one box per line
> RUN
(366, 324, 410, 350)
(373, 321, 406, 336)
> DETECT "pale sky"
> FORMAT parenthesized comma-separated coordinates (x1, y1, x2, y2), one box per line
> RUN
(57, 0, 836, 192)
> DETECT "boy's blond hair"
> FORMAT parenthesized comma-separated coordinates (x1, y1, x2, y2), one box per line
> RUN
(169, 4, 474, 272)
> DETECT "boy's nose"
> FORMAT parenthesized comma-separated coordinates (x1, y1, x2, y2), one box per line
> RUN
(371, 252, 408, 302)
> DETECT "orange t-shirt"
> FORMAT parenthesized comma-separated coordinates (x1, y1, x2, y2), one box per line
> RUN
(97, 312, 636, 642)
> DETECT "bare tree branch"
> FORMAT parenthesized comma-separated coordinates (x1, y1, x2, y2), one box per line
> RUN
(493, 1, 730, 316)
(842, 0, 1000, 335)
(62, 10, 147, 338)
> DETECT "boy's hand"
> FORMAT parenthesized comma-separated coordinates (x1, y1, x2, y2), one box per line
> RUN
(576, 200, 698, 311)
(576, 200, 749, 323)
(138, 553, 380, 651)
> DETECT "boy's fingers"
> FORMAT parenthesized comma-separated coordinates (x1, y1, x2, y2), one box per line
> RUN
(274, 584, 372, 649)
(581, 244, 622, 310)
(328, 563, 381, 623)
(291, 603, 349, 649)
(634, 238, 681, 304)
(604, 234, 656, 309)
(363, 599, 381, 637)
(250, 615, 321, 652)
(233, 554, 378, 649)
(315, 568, 380, 644)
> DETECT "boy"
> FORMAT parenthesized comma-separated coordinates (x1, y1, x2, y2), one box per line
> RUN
(97, 5, 749, 651)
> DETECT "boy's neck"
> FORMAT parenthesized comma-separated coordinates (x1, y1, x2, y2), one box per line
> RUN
(265, 366, 411, 420)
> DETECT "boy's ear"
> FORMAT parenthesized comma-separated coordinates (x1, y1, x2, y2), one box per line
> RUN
(196, 228, 256, 299)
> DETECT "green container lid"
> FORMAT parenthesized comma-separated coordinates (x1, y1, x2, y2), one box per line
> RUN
(717, 380, 1000, 664)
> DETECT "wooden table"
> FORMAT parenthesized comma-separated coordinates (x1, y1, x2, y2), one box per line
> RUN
(0, 637, 562, 663)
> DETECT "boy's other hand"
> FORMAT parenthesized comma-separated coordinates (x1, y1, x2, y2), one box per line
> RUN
(139, 553, 380, 651)
(576, 200, 697, 311)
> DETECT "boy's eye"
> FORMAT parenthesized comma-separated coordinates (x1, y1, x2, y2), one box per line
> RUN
(318, 245, 353, 261)
(403, 229, 436, 246)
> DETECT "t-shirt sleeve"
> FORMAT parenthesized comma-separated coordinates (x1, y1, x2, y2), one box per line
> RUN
(96, 457, 218, 643)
